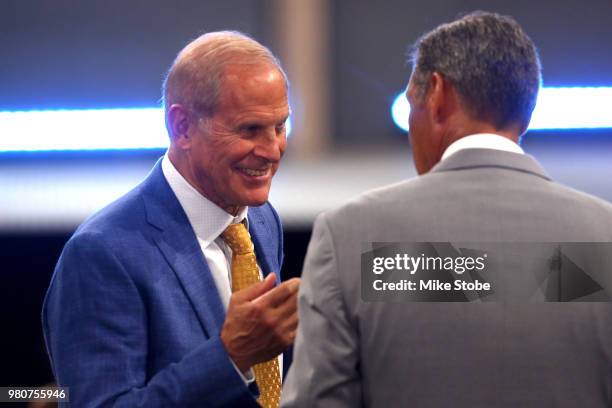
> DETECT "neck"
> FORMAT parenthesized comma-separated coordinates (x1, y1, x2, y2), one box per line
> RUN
(168, 148, 243, 216)
(439, 122, 520, 159)
(225, 205, 242, 217)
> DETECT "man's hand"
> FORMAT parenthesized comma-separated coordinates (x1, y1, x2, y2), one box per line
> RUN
(220, 273, 300, 372)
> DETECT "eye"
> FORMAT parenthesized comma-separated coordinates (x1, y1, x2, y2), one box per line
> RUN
(240, 124, 262, 136)
(275, 121, 286, 134)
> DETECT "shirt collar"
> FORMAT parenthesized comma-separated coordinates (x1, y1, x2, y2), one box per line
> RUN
(441, 133, 524, 161)
(161, 153, 248, 248)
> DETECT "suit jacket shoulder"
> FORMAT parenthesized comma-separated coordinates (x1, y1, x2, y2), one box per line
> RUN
(323, 149, 612, 243)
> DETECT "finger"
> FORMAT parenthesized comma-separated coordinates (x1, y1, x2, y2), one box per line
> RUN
(284, 310, 299, 332)
(280, 324, 298, 347)
(255, 277, 300, 308)
(273, 289, 299, 320)
(277, 311, 299, 337)
(233, 272, 276, 302)
(286, 329, 297, 345)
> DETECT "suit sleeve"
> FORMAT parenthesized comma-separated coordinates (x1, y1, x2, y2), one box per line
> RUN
(43, 232, 258, 408)
(280, 213, 362, 407)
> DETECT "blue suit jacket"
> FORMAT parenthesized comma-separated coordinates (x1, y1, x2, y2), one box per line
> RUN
(43, 160, 285, 407)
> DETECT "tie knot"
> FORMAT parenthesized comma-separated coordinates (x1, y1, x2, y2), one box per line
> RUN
(221, 223, 253, 255)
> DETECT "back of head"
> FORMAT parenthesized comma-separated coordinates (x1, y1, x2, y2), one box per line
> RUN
(162, 31, 287, 119)
(410, 11, 541, 133)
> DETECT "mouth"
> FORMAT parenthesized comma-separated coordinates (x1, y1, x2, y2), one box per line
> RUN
(236, 167, 271, 179)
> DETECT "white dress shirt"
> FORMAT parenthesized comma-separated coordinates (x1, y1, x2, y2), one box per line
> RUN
(441, 133, 524, 161)
(161, 154, 283, 384)
(162, 154, 248, 308)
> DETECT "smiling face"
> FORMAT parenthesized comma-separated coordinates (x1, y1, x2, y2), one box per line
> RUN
(186, 63, 289, 214)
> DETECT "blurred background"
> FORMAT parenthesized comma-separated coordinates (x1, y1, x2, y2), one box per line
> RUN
(2, 0, 611, 395)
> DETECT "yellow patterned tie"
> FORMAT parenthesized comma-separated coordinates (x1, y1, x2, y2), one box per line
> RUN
(222, 222, 281, 408)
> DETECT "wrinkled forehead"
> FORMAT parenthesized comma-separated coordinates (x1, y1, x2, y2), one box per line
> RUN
(222, 62, 288, 90)
(210, 64, 290, 122)
(219, 64, 287, 101)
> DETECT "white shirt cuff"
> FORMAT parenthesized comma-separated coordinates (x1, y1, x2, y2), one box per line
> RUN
(231, 359, 255, 385)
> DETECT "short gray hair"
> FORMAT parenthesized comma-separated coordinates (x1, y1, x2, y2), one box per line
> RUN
(162, 31, 287, 118)
(409, 11, 541, 132)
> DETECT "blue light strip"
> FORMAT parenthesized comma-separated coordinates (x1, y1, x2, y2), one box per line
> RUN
(0, 108, 292, 152)
(391, 86, 612, 132)
(0, 108, 168, 152)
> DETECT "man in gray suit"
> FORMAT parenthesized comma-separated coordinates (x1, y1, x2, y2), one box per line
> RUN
(281, 11, 612, 408)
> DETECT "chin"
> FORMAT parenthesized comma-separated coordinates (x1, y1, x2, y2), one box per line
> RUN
(241, 191, 270, 207)
(248, 197, 269, 207)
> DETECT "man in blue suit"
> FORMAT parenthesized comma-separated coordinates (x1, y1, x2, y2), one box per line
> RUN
(43, 31, 299, 407)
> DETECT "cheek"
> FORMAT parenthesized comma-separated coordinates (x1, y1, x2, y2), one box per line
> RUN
(215, 141, 252, 168)
(231, 139, 257, 157)
(409, 109, 427, 140)
(408, 116, 419, 143)
(279, 137, 287, 156)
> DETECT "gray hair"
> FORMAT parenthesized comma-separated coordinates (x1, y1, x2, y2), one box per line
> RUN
(409, 11, 541, 132)
(162, 31, 287, 119)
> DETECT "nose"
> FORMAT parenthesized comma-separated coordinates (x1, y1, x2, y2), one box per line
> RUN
(253, 130, 285, 162)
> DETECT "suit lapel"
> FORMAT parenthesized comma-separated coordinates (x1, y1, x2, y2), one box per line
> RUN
(249, 207, 291, 380)
(142, 160, 226, 335)
(154, 227, 226, 334)
(249, 208, 281, 286)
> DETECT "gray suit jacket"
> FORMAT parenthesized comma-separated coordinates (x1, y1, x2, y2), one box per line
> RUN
(281, 149, 612, 408)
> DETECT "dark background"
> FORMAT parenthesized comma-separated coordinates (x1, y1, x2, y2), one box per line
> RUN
(2, 0, 611, 392)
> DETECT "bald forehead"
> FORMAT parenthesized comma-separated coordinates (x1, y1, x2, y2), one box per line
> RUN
(221, 63, 286, 88)
(216, 63, 288, 107)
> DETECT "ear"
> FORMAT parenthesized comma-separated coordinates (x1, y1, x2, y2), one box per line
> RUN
(427, 72, 449, 124)
(166, 104, 192, 149)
